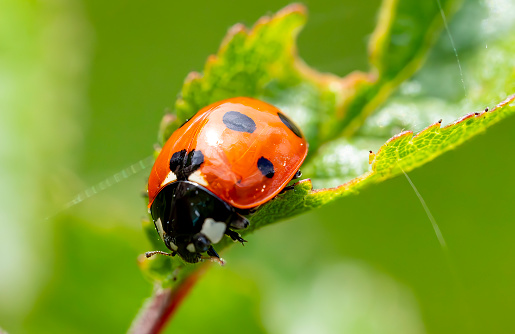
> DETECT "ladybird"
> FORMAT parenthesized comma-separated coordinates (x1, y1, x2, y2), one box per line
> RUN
(146, 97, 308, 263)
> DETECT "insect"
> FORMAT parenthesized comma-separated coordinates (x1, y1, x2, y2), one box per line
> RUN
(146, 97, 308, 263)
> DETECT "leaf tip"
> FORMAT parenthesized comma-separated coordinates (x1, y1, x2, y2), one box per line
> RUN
(369, 150, 376, 165)
(221, 22, 248, 48)
(494, 94, 515, 110)
(158, 112, 177, 138)
(297, 178, 314, 190)
(445, 113, 476, 129)
(184, 71, 202, 84)
(277, 3, 308, 17)
(253, 3, 307, 31)
(388, 130, 413, 143)
(227, 22, 247, 36)
(412, 120, 443, 141)
(206, 54, 218, 66)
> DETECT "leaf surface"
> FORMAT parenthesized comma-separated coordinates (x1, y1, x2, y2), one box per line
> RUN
(158, 1, 461, 150)
(251, 95, 514, 229)
(142, 1, 515, 288)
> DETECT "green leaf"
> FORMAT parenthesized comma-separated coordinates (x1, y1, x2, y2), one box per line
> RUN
(159, 1, 461, 151)
(329, 0, 463, 138)
(142, 0, 515, 289)
(371, 98, 515, 177)
(245, 94, 515, 236)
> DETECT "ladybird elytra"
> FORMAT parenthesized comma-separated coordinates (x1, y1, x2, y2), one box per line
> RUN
(147, 97, 308, 263)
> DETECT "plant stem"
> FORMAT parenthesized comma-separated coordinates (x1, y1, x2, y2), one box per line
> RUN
(128, 270, 203, 334)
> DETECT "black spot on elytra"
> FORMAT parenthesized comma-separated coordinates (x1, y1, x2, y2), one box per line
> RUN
(278, 112, 302, 138)
(223, 111, 256, 133)
(169, 149, 204, 180)
(257, 157, 275, 178)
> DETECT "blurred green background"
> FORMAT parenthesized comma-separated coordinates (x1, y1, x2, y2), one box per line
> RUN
(2, 0, 515, 333)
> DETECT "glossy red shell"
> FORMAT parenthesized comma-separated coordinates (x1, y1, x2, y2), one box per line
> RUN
(148, 97, 308, 209)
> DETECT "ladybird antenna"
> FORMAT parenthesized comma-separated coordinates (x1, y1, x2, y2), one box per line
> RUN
(46, 155, 155, 220)
(145, 250, 175, 258)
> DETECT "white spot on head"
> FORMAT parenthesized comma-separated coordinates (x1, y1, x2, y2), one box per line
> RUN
(201, 218, 226, 244)
(160, 171, 177, 187)
(155, 218, 165, 240)
(186, 243, 196, 253)
(168, 241, 178, 251)
(188, 170, 208, 187)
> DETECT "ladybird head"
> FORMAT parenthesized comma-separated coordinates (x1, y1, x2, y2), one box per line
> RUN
(149, 181, 237, 263)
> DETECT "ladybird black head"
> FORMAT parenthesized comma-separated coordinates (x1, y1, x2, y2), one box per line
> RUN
(150, 181, 246, 263)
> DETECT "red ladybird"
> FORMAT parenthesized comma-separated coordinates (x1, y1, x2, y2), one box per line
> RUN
(147, 97, 308, 263)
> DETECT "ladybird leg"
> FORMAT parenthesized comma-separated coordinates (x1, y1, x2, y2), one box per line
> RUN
(207, 246, 220, 258)
(280, 185, 295, 193)
(235, 207, 258, 215)
(230, 213, 250, 230)
(145, 250, 177, 258)
(225, 229, 247, 245)
(204, 247, 226, 266)
(280, 170, 303, 194)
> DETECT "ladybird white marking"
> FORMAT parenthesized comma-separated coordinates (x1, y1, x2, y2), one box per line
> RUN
(160, 171, 177, 187)
(201, 218, 226, 244)
(168, 240, 178, 251)
(186, 243, 196, 253)
(188, 170, 208, 187)
(155, 218, 165, 240)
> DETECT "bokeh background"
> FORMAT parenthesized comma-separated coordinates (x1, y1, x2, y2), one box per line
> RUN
(2, 0, 515, 333)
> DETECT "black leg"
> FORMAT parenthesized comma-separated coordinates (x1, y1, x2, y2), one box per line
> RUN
(225, 229, 247, 245)
(204, 246, 226, 265)
(280, 170, 303, 194)
(207, 246, 220, 259)
(230, 213, 250, 230)
(280, 184, 296, 193)
(235, 207, 258, 215)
